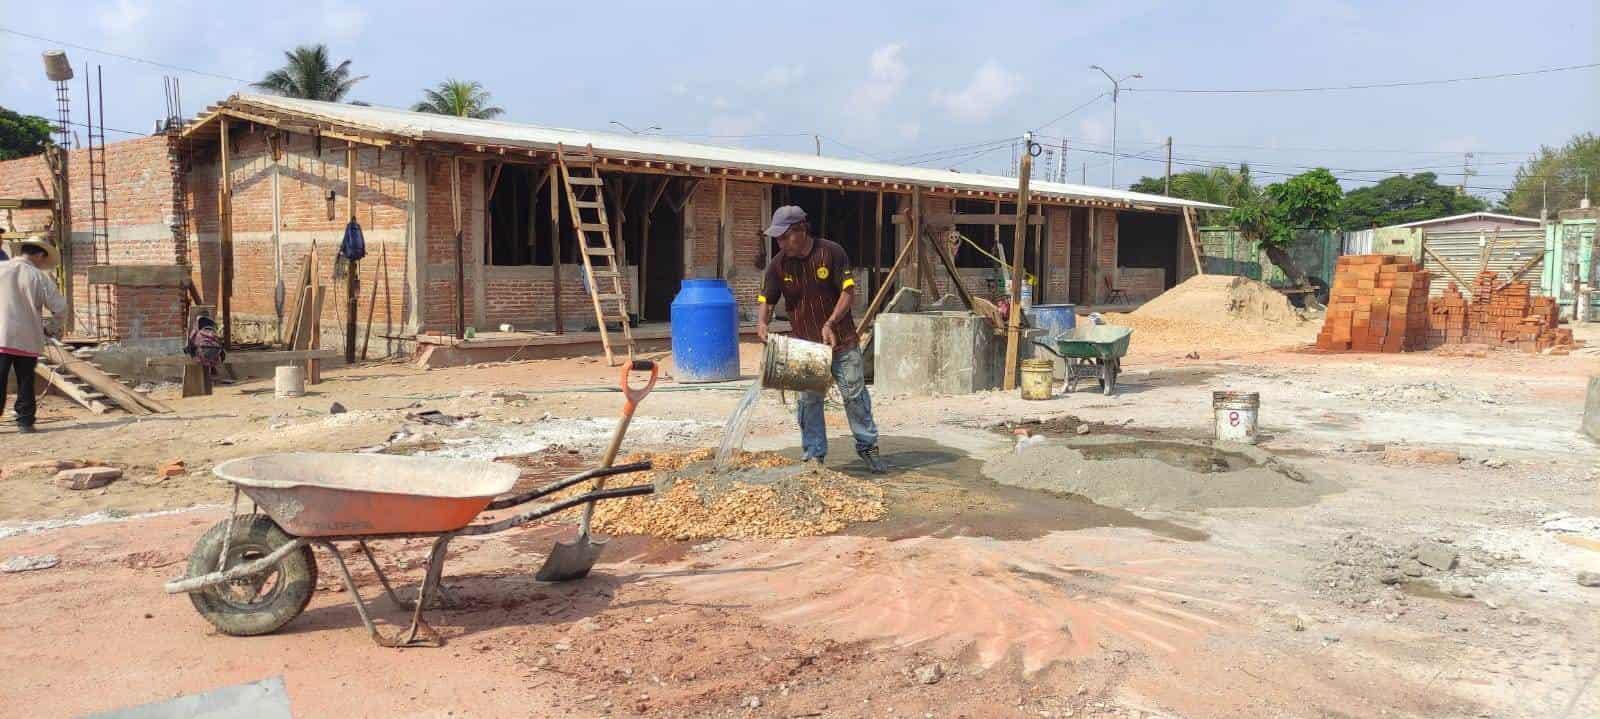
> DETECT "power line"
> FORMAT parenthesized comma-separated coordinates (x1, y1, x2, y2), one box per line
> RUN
(0, 26, 254, 85)
(1032, 92, 1108, 132)
(816, 135, 884, 161)
(1127, 62, 1599, 95)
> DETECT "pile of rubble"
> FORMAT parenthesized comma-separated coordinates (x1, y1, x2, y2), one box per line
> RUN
(1429, 271, 1575, 353)
(1316, 255, 1432, 352)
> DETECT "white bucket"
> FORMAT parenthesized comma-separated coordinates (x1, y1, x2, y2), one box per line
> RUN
(761, 335, 833, 393)
(274, 365, 306, 398)
(1213, 391, 1260, 443)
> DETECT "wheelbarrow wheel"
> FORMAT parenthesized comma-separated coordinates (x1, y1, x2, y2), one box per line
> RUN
(1100, 359, 1118, 396)
(186, 514, 317, 637)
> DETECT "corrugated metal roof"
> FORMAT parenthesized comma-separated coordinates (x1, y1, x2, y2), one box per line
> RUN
(1387, 212, 1539, 229)
(208, 93, 1227, 213)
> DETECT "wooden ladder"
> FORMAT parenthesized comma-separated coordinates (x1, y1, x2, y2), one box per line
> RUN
(556, 143, 634, 366)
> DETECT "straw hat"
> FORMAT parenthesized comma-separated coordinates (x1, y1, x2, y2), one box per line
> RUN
(14, 235, 58, 262)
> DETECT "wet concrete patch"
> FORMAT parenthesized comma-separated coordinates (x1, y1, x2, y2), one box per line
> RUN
(773, 436, 1207, 543)
(984, 435, 1337, 512)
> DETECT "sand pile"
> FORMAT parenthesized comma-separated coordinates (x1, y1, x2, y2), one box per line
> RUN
(585, 449, 886, 540)
(1133, 274, 1303, 327)
(981, 440, 1330, 511)
(1102, 275, 1315, 357)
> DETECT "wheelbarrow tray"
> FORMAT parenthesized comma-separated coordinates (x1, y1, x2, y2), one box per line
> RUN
(214, 453, 520, 537)
(1047, 325, 1134, 360)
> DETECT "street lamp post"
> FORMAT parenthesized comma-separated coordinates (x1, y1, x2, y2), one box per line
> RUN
(1088, 65, 1141, 188)
(609, 121, 661, 135)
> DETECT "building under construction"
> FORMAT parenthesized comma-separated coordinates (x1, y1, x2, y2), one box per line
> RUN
(0, 93, 1222, 365)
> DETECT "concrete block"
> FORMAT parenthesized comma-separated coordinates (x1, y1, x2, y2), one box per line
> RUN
(1415, 543, 1458, 571)
(56, 466, 121, 490)
(873, 311, 1038, 396)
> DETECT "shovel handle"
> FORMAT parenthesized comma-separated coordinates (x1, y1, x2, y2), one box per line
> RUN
(621, 359, 659, 408)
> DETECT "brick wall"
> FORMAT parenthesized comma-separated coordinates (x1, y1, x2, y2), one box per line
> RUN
(189, 129, 413, 344)
(0, 135, 188, 344)
(1117, 267, 1165, 302)
(1045, 207, 1069, 303)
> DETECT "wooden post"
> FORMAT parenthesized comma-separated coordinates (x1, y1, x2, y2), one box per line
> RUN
(1002, 141, 1034, 391)
(44, 147, 73, 334)
(344, 144, 359, 363)
(1182, 207, 1205, 276)
(873, 190, 884, 287)
(550, 163, 563, 333)
(218, 116, 234, 349)
(451, 157, 465, 339)
(716, 177, 728, 279)
(307, 241, 322, 383)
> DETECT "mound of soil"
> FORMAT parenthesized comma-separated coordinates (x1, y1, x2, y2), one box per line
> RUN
(1133, 274, 1303, 327)
(588, 449, 886, 540)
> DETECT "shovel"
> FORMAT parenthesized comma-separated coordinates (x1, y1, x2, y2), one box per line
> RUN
(536, 359, 659, 581)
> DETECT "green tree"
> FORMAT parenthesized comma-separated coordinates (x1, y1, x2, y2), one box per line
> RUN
(1128, 164, 1260, 224)
(253, 44, 366, 102)
(1499, 133, 1600, 218)
(1229, 168, 1342, 288)
(1336, 172, 1487, 229)
(412, 79, 504, 119)
(0, 106, 52, 161)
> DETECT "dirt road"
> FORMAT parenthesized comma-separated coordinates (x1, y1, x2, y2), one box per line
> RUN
(2, 340, 1597, 717)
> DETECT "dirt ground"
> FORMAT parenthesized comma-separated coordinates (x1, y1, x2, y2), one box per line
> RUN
(2, 329, 1598, 718)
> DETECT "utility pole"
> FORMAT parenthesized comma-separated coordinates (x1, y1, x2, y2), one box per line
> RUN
(1090, 65, 1141, 188)
(1002, 132, 1035, 391)
(1059, 139, 1068, 182)
(1164, 136, 1173, 195)
(1082, 162, 1087, 185)
(814, 134, 821, 156)
(1458, 152, 1475, 195)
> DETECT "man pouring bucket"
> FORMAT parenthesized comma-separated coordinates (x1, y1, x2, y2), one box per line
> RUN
(754, 206, 886, 474)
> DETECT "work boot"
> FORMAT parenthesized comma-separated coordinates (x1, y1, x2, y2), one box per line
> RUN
(856, 446, 887, 474)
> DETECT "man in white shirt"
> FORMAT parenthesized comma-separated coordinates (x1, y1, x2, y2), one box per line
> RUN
(0, 237, 68, 433)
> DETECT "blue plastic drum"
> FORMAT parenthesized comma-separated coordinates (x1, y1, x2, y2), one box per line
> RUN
(670, 279, 740, 382)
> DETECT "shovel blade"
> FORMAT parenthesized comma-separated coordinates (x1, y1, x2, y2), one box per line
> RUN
(535, 536, 608, 582)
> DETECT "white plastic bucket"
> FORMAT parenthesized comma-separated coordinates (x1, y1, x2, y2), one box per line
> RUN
(274, 365, 306, 398)
(761, 335, 833, 393)
(1213, 391, 1260, 443)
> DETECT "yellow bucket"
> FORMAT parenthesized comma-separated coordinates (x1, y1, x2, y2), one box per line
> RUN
(1020, 358, 1055, 400)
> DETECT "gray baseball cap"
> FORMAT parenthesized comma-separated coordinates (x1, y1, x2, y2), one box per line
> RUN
(763, 205, 808, 238)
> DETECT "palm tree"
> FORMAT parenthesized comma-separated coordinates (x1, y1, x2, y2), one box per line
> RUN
(412, 80, 504, 119)
(253, 45, 365, 102)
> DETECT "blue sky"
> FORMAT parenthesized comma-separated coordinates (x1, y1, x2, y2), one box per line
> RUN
(2, 0, 1595, 201)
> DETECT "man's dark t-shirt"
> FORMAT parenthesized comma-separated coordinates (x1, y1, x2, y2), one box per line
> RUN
(759, 237, 859, 353)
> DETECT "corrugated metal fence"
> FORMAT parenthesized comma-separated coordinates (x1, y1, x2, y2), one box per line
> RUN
(1421, 228, 1545, 297)
(1198, 228, 1340, 288)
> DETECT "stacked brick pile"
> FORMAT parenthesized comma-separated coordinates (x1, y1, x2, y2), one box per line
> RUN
(1428, 272, 1574, 352)
(1316, 255, 1432, 352)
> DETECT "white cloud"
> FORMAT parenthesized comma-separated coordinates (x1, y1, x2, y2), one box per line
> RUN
(1076, 115, 1112, 146)
(95, 0, 150, 43)
(708, 110, 767, 140)
(932, 60, 1023, 122)
(846, 43, 907, 120)
(758, 64, 806, 90)
(322, 0, 368, 40)
(897, 122, 921, 141)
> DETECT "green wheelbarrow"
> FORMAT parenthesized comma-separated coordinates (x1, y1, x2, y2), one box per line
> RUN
(1033, 325, 1134, 396)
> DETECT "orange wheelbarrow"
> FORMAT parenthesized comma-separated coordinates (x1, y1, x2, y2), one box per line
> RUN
(164, 361, 660, 647)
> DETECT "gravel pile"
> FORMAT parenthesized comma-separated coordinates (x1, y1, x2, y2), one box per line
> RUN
(587, 450, 886, 540)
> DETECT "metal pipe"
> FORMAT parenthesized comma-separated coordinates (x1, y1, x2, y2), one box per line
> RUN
(164, 537, 309, 594)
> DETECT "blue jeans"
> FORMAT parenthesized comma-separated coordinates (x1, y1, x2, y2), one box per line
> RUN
(797, 347, 879, 460)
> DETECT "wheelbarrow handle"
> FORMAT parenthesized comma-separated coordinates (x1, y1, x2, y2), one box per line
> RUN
(621, 359, 659, 406)
(1031, 339, 1064, 359)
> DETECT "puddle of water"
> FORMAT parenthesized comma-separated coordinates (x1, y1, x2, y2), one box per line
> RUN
(772, 436, 1207, 543)
(1074, 440, 1257, 474)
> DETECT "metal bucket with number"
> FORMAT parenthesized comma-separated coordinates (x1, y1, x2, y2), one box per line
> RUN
(761, 335, 833, 393)
(1213, 391, 1260, 444)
